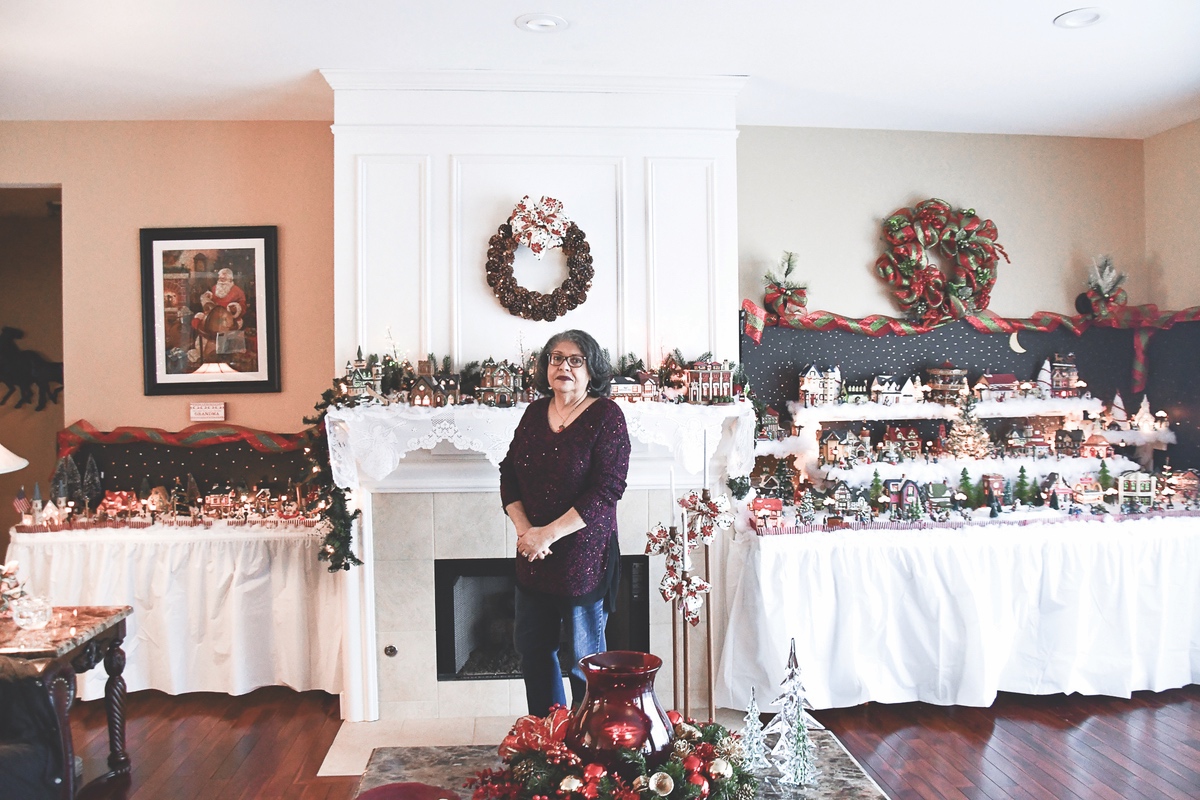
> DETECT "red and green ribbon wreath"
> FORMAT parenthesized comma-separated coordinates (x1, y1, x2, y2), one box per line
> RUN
(876, 198, 1010, 327)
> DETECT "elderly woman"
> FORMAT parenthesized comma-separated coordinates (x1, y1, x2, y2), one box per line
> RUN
(499, 330, 631, 715)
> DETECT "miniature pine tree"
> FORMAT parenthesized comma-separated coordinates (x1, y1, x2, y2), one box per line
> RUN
(797, 490, 815, 524)
(974, 476, 987, 508)
(51, 458, 70, 502)
(1003, 479, 1014, 506)
(740, 687, 771, 772)
(903, 499, 924, 522)
(957, 468, 974, 508)
(186, 474, 202, 507)
(139, 477, 152, 502)
(1014, 467, 1031, 505)
(945, 398, 993, 460)
(762, 639, 820, 787)
(870, 469, 884, 507)
(63, 455, 83, 510)
(83, 455, 103, 510)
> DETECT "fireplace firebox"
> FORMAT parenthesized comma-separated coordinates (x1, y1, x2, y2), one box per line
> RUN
(434, 556, 651, 681)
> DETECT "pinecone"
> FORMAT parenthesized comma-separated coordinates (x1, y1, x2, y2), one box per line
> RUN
(672, 739, 693, 759)
(734, 783, 756, 800)
(715, 738, 744, 761)
(512, 760, 537, 782)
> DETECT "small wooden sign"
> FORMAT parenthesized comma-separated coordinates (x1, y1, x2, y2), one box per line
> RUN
(189, 401, 226, 422)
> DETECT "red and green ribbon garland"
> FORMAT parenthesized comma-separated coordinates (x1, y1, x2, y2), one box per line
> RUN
(743, 299, 1200, 393)
(58, 419, 305, 460)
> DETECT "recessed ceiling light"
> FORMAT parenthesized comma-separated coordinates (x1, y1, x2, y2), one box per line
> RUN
(515, 13, 568, 33)
(1053, 7, 1104, 28)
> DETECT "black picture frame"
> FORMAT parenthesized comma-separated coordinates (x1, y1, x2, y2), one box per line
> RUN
(140, 225, 280, 395)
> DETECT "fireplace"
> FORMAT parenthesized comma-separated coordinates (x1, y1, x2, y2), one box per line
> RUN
(434, 556, 651, 681)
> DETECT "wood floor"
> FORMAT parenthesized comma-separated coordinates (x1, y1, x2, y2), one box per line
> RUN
(68, 685, 1200, 800)
(813, 685, 1200, 800)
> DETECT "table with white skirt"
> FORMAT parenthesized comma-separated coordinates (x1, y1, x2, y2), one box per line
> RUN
(5, 523, 343, 701)
(715, 515, 1200, 710)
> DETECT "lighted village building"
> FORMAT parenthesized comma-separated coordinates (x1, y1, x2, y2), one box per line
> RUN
(687, 360, 734, 404)
(1050, 353, 1080, 398)
(925, 362, 970, 404)
(798, 364, 842, 407)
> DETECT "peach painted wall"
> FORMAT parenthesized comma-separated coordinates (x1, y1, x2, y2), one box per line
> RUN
(0, 210, 63, 551)
(0, 122, 333, 433)
(1145, 117, 1200, 309)
(737, 127, 1147, 319)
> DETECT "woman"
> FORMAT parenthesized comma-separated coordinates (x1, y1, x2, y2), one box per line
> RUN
(499, 330, 631, 715)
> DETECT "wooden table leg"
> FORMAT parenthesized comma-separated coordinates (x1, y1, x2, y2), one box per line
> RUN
(43, 662, 77, 800)
(102, 633, 131, 776)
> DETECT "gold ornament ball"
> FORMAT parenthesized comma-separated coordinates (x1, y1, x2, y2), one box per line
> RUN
(672, 739, 693, 758)
(675, 722, 702, 742)
(707, 758, 733, 781)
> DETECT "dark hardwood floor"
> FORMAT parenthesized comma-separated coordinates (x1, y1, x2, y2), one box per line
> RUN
(813, 685, 1200, 800)
(71, 687, 357, 800)
(68, 684, 1200, 800)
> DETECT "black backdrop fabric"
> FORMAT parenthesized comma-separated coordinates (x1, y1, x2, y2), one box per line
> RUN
(738, 317, 1200, 471)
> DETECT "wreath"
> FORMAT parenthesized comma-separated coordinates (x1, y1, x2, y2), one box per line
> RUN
(875, 198, 1009, 327)
(486, 195, 594, 321)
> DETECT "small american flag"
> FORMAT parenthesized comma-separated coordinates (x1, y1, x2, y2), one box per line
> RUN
(13, 486, 31, 515)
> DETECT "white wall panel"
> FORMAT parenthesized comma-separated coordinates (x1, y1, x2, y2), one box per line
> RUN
(357, 156, 429, 358)
(451, 157, 623, 363)
(647, 158, 717, 360)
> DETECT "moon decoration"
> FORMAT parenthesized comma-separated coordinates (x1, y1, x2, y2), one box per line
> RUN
(1009, 331, 1027, 353)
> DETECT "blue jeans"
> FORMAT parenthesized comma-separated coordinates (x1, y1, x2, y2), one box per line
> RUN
(514, 585, 608, 716)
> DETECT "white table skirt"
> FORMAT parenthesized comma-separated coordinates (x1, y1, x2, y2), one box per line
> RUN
(5, 524, 343, 701)
(715, 516, 1200, 710)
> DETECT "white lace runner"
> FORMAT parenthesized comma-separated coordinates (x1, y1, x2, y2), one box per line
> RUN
(325, 401, 756, 489)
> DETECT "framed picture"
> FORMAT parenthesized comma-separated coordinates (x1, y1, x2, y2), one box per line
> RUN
(140, 225, 280, 395)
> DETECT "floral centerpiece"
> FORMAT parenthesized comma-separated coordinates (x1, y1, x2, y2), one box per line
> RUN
(470, 707, 757, 800)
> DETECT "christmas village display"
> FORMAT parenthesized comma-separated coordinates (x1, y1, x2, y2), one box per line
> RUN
(743, 351, 1192, 532)
(10, 450, 324, 532)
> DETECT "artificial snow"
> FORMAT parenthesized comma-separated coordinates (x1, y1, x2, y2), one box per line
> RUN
(823, 454, 1140, 489)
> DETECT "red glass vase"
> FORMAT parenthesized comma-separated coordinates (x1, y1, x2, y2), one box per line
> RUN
(565, 651, 674, 769)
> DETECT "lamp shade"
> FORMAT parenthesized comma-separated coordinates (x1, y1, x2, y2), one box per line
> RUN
(0, 443, 29, 475)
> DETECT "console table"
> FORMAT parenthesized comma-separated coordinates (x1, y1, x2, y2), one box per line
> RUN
(0, 605, 132, 799)
(5, 523, 343, 701)
(716, 515, 1200, 710)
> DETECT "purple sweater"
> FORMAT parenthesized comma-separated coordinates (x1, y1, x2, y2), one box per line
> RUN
(499, 396, 631, 599)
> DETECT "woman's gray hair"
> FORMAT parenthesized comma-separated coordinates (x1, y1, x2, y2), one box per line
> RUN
(534, 329, 613, 397)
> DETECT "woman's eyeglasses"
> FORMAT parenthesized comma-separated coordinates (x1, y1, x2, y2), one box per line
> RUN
(548, 353, 587, 368)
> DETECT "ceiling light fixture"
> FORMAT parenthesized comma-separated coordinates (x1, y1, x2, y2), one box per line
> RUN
(515, 13, 568, 33)
(1053, 7, 1104, 28)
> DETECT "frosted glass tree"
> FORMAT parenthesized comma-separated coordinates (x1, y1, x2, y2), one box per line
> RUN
(945, 398, 993, 460)
(740, 687, 771, 772)
(1036, 359, 1053, 398)
(762, 639, 820, 788)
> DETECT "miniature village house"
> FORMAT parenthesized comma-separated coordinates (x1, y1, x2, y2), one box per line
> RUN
(798, 364, 842, 407)
(609, 375, 642, 401)
(882, 425, 922, 460)
(1079, 433, 1114, 459)
(819, 427, 871, 466)
(409, 360, 450, 407)
(881, 477, 921, 511)
(981, 473, 1006, 503)
(475, 358, 522, 407)
(1072, 475, 1104, 505)
(842, 378, 870, 404)
(925, 362, 970, 404)
(344, 348, 383, 398)
(870, 375, 901, 405)
(1041, 473, 1074, 506)
(1117, 470, 1157, 508)
(686, 360, 734, 404)
(749, 496, 784, 531)
(756, 406, 785, 441)
(974, 373, 1018, 402)
(1051, 353, 1080, 398)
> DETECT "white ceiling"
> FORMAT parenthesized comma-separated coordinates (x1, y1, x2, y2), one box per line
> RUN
(3, 1, 1199, 139)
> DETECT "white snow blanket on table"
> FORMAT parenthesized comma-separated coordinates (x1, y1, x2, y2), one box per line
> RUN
(716, 515, 1200, 709)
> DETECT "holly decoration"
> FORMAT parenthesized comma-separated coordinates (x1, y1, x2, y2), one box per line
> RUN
(485, 196, 594, 322)
(876, 198, 1010, 327)
(762, 251, 807, 318)
(470, 706, 757, 800)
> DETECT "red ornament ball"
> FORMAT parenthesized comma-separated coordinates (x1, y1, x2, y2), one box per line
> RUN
(682, 754, 703, 774)
(687, 774, 710, 797)
(667, 710, 682, 726)
(582, 764, 607, 780)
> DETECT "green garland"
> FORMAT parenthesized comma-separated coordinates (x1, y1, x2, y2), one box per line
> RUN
(303, 386, 363, 572)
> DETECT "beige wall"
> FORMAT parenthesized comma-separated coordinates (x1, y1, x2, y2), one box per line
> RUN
(737, 127, 1147, 320)
(0, 121, 333, 433)
(0, 210, 64, 551)
(1145, 117, 1200, 309)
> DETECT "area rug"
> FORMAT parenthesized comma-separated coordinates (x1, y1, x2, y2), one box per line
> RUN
(355, 732, 890, 799)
